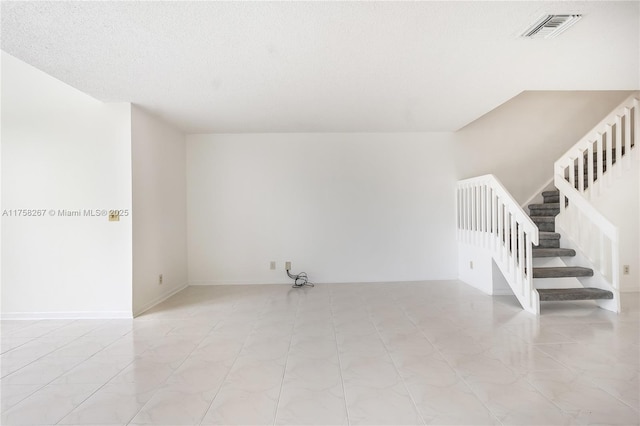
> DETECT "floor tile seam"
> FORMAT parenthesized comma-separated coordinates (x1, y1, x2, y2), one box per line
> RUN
(530, 341, 640, 404)
(1, 336, 37, 355)
(4, 319, 70, 339)
(329, 289, 351, 426)
(364, 298, 428, 426)
(116, 326, 215, 425)
(122, 318, 227, 426)
(521, 373, 585, 418)
(3, 343, 140, 414)
(191, 300, 280, 425)
(1, 347, 92, 389)
(0, 382, 48, 413)
(515, 338, 634, 418)
(163, 318, 221, 337)
(271, 289, 303, 426)
(581, 372, 640, 412)
(1, 321, 102, 379)
(396, 303, 505, 426)
(527, 345, 577, 371)
(41, 319, 108, 342)
(50, 358, 143, 426)
(532, 342, 607, 372)
(1, 320, 41, 336)
(48, 322, 159, 425)
(3, 331, 104, 409)
(571, 341, 640, 363)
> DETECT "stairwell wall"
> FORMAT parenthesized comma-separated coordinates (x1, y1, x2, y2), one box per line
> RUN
(454, 91, 634, 205)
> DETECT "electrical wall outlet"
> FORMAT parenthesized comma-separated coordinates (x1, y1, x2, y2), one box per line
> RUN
(159, 274, 163, 285)
(108, 211, 120, 222)
(469, 261, 474, 269)
(285, 261, 291, 271)
(623, 265, 630, 275)
(270, 261, 276, 270)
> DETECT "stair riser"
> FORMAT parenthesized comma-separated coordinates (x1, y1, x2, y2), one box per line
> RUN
(539, 292, 613, 301)
(533, 222, 555, 232)
(529, 208, 560, 217)
(532, 248, 576, 258)
(542, 195, 560, 203)
(533, 269, 593, 278)
(535, 239, 560, 249)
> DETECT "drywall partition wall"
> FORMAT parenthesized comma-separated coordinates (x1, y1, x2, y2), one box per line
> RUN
(454, 91, 633, 205)
(587, 160, 640, 293)
(187, 133, 458, 285)
(1, 52, 133, 318)
(132, 105, 188, 315)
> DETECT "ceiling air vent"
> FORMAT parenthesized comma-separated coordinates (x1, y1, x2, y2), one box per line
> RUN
(521, 14, 582, 39)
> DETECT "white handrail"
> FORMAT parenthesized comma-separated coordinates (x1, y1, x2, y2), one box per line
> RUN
(457, 174, 539, 314)
(553, 94, 638, 296)
(555, 94, 639, 171)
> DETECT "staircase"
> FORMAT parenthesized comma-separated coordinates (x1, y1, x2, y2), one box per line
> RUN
(527, 190, 614, 303)
(457, 93, 638, 315)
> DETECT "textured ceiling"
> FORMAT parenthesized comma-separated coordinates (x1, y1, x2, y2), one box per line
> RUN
(1, 1, 639, 133)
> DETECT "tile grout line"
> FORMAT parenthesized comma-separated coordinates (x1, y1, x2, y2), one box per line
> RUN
(1, 319, 84, 378)
(530, 342, 640, 413)
(52, 319, 181, 425)
(366, 290, 428, 426)
(1, 319, 119, 415)
(2, 285, 638, 425)
(118, 315, 216, 426)
(329, 284, 352, 426)
(194, 298, 274, 426)
(1, 336, 37, 355)
(396, 302, 505, 426)
(271, 287, 303, 426)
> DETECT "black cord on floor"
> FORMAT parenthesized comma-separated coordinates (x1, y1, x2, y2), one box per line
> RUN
(286, 268, 314, 288)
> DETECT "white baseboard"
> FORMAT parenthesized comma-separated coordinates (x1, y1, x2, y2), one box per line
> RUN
(188, 279, 459, 286)
(1, 311, 133, 320)
(133, 283, 188, 317)
(189, 280, 295, 286)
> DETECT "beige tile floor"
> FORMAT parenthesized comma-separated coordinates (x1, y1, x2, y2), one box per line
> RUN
(1, 281, 638, 425)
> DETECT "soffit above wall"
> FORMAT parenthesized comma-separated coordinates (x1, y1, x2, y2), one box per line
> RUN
(2, 1, 638, 133)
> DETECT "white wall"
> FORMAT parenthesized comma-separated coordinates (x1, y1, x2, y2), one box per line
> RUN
(455, 91, 633, 205)
(187, 133, 458, 285)
(131, 105, 187, 315)
(1, 52, 132, 318)
(457, 243, 511, 296)
(587, 152, 640, 292)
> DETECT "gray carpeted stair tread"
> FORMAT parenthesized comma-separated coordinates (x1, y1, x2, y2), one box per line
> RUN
(526, 186, 615, 307)
(529, 203, 561, 217)
(534, 223, 555, 232)
(533, 266, 593, 278)
(531, 216, 555, 232)
(535, 232, 561, 248)
(542, 190, 560, 203)
(539, 232, 560, 239)
(529, 203, 560, 210)
(531, 216, 555, 222)
(538, 287, 613, 301)
(532, 248, 576, 258)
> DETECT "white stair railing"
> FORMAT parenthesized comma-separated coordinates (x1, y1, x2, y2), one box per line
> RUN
(457, 174, 540, 314)
(554, 94, 639, 306)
